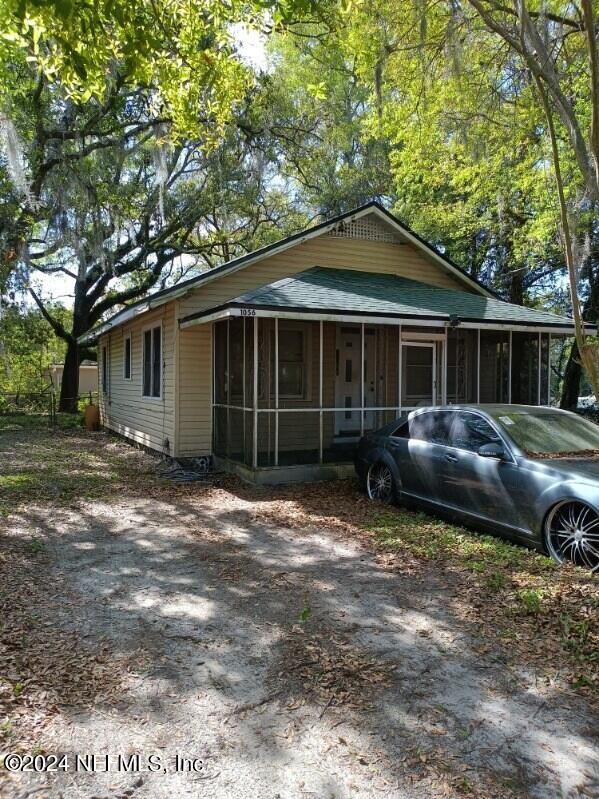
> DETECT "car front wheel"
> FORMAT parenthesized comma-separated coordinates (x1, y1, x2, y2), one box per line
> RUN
(544, 500, 599, 573)
(366, 462, 396, 504)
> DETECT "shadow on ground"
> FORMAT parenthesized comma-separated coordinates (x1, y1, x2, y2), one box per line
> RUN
(1, 429, 598, 799)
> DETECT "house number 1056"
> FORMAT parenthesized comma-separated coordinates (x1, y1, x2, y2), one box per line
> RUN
(239, 308, 256, 316)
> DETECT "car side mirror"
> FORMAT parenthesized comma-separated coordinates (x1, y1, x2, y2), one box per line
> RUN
(478, 442, 505, 459)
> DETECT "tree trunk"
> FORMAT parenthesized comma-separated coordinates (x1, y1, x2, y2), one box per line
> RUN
(59, 340, 80, 413)
(560, 341, 582, 410)
(508, 268, 524, 305)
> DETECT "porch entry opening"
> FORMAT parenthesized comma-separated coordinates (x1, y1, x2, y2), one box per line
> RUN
(401, 342, 437, 407)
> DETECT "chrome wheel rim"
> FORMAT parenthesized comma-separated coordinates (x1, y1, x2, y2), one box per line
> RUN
(366, 463, 394, 502)
(545, 501, 599, 573)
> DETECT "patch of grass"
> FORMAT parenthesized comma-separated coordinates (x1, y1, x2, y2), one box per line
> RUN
(485, 571, 507, 592)
(0, 473, 34, 488)
(0, 411, 84, 432)
(368, 508, 550, 574)
(25, 538, 45, 555)
(517, 588, 543, 615)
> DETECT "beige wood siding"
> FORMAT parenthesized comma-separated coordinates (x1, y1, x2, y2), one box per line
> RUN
(100, 228, 477, 459)
(176, 323, 212, 456)
(178, 234, 472, 319)
(98, 303, 176, 453)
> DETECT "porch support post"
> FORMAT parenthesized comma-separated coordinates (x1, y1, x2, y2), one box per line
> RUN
(211, 322, 216, 454)
(398, 323, 402, 416)
(243, 319, 246, 459)
(226, 318, 230, 459)
(537, 331, 542, 406)
(442, 327, 448, 404)
(319, 320, 323, 463)
(547, 334, 551, 405)
(253, 316, 258, 469)
(274, 317, 279, 466)
(508, 330, 512, 403)
(477, 329, 481, 403)
(360, 323, 365, 436)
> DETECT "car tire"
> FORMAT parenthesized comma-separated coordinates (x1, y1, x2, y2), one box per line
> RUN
(544, 500, 599, 573)
(366, 461, 397, 504)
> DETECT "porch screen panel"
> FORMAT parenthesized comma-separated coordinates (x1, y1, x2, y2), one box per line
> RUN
(213, 405, 227, 458)
(214, 320, 228, 404)
(540, 334, 550, 405)
(370, 325, 399, 431)
(511, 332, 540, 404)
(228, 317, 245, 405)
(479, 330, 509, 403)
(244, 317, 254, 408)
(322, 411, 362, 463)
(446, 328, 478, 404)
(275, 411, 320, 466)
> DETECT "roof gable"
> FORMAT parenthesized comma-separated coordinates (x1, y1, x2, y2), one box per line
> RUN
(80, 201, 492, 343)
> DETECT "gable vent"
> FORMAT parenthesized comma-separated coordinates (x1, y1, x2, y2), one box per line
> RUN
(327, 215, 402, 244)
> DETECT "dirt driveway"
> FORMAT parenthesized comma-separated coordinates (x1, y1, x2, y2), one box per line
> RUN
(1, 428, 598, 799)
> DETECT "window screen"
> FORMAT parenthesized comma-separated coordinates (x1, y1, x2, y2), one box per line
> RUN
(124, 336, 131, 379)
(272, 325, 309, 399)
(102, 346, 108, 394)
(143, 326, 161, 398)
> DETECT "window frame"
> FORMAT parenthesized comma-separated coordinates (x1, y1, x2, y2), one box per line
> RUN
(395, 408, 516, 462)
(448, 410, 517, 462)
(123, 334, 132, 381)
(141, 322, 163, 400)
(405, 409, 455, 447)
(269, 321, 312, 402)
(101, 344, 109, 395)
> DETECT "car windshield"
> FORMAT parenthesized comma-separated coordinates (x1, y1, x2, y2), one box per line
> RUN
(489, 410, 599, 456)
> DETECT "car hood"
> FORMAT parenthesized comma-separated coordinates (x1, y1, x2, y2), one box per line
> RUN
(533, 456, 599, 484)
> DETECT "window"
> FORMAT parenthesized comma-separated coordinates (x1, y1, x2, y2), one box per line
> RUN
(101, 345, 108, 394)
(271, 323, 310, 399)
(450, 412, 501, 453)
(142, 325, 162, 398)
(123, 335, 132, 380)
(407, 411, 454, 446)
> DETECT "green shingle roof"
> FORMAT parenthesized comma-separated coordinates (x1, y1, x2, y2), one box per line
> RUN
(218, 267, 577, 329)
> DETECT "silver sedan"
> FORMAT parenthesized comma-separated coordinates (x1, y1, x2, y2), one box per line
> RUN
(355, 405, 599, 572)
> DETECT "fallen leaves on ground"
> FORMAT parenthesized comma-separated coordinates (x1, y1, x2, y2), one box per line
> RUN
(270, 626, 395, 713)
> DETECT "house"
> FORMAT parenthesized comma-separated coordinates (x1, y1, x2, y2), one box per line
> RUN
(44, 360, 98, 395)
(80, 202, 588, 484)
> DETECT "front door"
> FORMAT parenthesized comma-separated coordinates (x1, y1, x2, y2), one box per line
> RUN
(401, 342, 437, 408)
(335, 326, 375, 437)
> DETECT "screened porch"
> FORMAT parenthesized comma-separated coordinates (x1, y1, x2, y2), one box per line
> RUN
(211, 316, 555, 472)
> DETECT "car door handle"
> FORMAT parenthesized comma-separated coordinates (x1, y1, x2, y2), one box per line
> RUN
(444, 453, 458, 463)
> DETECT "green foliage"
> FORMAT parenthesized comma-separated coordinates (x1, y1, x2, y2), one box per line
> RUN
(336, 0, 573, 300)
(263, 28, 393, 214)
(0, 303, 69, 394)
(0, 0, 322, 141)
(517, 588, 543, 615)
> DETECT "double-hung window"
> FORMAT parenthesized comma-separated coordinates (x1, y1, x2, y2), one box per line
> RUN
(143, 325, 162, 398)
(271, 322, 310, 400)
(123, 335, 132, 380)
(101, 345, 109, 394)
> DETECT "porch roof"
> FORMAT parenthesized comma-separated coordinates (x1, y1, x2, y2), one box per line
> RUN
(180, 266, 586, 332)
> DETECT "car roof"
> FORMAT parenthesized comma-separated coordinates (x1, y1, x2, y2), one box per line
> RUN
(407, 404, 565, 416)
